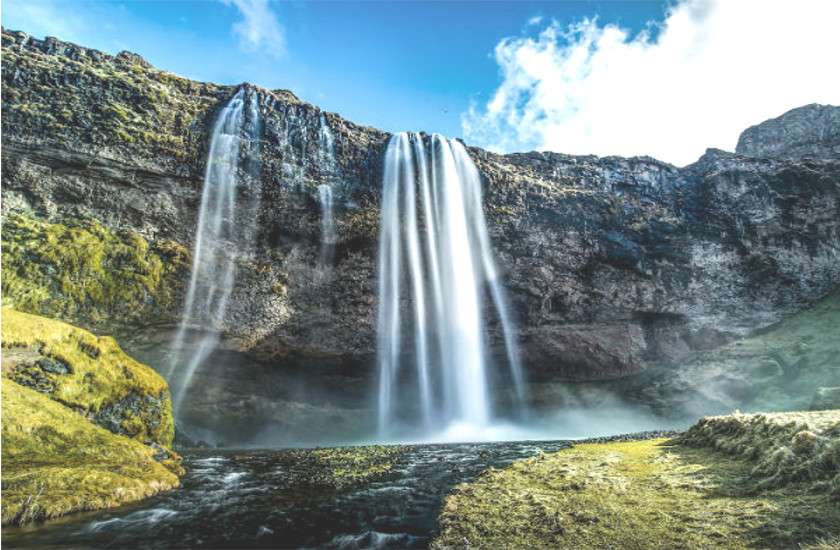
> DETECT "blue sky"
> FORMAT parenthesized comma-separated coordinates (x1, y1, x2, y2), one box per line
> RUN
(2, 0, 667, 138)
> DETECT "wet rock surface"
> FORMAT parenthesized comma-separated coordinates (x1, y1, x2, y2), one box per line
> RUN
(2, 29, 840, 433)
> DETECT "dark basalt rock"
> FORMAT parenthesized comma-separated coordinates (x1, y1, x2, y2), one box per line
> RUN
(736, 104, 840, 161)
(2, 28, 839, 434)
(35, 356, 72, 375)
(93, 391, 167, 440)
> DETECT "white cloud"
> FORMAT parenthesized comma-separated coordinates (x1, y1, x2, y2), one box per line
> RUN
(221, 0, 285, 58)
(463, 0, 840, 166)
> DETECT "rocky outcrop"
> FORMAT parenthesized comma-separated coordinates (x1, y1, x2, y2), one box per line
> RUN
(1, 308, 177, 446)
(736, 104, 840, 161)
(0, 308, 182, 525)
(2, 29, 840, 440)
(627, 287, 840, 419)
(1, 382, 181, 526)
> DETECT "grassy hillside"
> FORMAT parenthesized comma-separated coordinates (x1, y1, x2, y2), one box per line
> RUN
(433, 411, 840, 549)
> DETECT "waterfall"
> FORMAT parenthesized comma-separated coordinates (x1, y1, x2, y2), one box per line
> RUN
(318, 113, 337, 176)
(317, 183, 336, 268)
(376, 132, 526, 437)
(166, 88, 261, 416)
(317, 114, 338, 269)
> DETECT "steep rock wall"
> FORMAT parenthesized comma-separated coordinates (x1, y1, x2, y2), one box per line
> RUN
(2, 29, 839, 420)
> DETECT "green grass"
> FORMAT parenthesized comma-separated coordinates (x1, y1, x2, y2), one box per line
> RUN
(2, 308, 174, 446)
(1, 381, 180, 526)
(433, 412, 840, 549)
(679, 411, 840, 498)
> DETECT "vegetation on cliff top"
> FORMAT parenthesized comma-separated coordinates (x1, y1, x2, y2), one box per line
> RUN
(433, 411, 840, 549)
(1, 214, 189, 328)
(1, 29, 224, 164)
(1, 308, 174, 446)
(1, 381, 180, 526)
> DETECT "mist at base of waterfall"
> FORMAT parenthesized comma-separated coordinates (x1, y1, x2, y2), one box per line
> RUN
(360, 406, 682, 446)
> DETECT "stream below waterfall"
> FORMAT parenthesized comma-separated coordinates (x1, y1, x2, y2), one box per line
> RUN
(4, 440, 571, 549)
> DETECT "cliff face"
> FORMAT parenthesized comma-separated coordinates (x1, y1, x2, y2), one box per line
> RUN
(3, 30, 840, 441)
(736, 104, 840, 161)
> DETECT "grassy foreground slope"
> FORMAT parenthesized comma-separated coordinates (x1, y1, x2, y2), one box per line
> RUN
(433, 411, 840, 549)
(1, 309, 182, 525)
(1, 308, 174, 445)
(1, 382, 180, 526)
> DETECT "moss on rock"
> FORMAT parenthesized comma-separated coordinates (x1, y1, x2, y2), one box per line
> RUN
(1, 308, 174, 446)
(267, 445, 406, 491)
(1, 30, 234, 168)
(1, 214, 189, 327)
(433, 413, 840, 549)
(1, 381, 180, 526)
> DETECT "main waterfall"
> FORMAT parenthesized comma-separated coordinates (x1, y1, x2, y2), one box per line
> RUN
(167, 88, 261, 415)
(376, 132, 526, 438)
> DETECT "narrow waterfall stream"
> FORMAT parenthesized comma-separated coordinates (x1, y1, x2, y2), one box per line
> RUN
(166, 88, 262, 416)
(377, 132, 527, 439)
(317, 113, 338, 270)
(318, 183, 336, 269)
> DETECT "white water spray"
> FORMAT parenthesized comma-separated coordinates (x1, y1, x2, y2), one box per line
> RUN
(376, 132, 527, 437)
(167, 88, 261, 415)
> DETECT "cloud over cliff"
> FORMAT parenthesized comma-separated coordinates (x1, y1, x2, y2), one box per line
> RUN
(463, 0, 840, 166)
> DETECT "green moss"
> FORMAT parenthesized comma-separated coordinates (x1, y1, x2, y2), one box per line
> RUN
(1, 308, 174, 447)
(270, 445, 406, 492)
(434, 423, 840, 548)
(1, 381, 180, 526)
(1, 214, 189, 326)
(2, 31, 229, 162)
(310, 445, 405, 489)
(634, 289, 840, 416)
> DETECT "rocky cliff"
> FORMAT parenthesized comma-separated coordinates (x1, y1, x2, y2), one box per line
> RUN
(737, 103, 840, 161)
(3, 29, 839, 442)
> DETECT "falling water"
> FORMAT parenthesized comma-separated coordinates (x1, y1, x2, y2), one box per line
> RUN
(376, 132, 526, 437)
(167, 88, 261, 415)
(317, 184, 336, 268)
(318, 113, 337, 176)
(317, 114, 338, 269)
